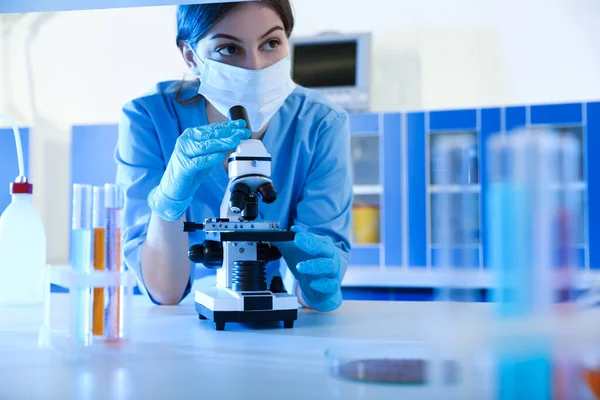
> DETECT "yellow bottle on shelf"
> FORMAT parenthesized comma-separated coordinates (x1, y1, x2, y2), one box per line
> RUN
(352, 205, 380, 244)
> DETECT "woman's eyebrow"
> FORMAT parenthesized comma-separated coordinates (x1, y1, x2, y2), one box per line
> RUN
(259, 26, 284, 39)
(210, 33, 243, 43)
(209, 26, 284, 43)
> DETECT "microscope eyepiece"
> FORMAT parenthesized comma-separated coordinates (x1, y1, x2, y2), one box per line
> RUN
(228, 105, 251, 131)
(257, 182, 277, 204)
(229, 182, 251, 214)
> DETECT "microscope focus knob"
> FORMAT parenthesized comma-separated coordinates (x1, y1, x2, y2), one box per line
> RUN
(188, 241, 223, 268)
(269, 276, 286, 293)
(257, 243, 282, 262)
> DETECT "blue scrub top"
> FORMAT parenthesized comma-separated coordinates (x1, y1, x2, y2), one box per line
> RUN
(115, 80, 353, 303)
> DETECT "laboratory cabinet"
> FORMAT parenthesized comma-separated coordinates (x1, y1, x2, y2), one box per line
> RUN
(346, 102, 598, 287)
(344, 107, 495, 289)
(351, 102, 600, 278)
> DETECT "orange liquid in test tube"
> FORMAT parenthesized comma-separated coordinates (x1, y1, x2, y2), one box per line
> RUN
(92, 227, 105, 336)
(92, 186, 107, 337)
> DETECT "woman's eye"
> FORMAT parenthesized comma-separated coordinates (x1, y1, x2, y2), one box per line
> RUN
(216, 45, 238, 56)
(263, 40, 279, 51)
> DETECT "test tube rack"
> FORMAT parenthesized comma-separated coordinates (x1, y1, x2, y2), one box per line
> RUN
(38, 265, 137, 362)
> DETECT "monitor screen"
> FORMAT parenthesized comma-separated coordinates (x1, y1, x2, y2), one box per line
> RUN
(292, 41, 357, 88)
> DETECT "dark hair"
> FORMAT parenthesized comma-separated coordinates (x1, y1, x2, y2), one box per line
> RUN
(174, 1, 295, 105)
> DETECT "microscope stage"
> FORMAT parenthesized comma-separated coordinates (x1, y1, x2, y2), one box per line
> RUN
(194, 287, 299, 331)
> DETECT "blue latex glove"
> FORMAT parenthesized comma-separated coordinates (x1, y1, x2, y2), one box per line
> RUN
(277, 226, 343, 312)
(148, 120, 251, 221)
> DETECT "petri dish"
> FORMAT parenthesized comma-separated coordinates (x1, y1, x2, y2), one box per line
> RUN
(325, 342, 432, 385)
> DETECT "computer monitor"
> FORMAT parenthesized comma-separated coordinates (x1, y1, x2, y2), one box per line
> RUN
(290, 32, 372, 113)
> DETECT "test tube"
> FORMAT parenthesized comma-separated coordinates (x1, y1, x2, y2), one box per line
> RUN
(92, 186, 105, 337)
(104, 183, 124, 341)
(71, 184, 94, 345)
(553, 134, 581, 400)
(487, 129, 557, 399)
(556, 134, 580, 303)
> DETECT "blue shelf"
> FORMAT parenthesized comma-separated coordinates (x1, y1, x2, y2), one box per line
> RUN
(349, 112, 380, 134)
(530, 103, 583, 125)
(341, 287, 489, 302)
(348, 245, 380, 266)
(480, 108, 501, 268)
(429, 109, 477, 132)
(505, 106, 527, 132)
(406, 112, 427, 267)
(381, 113, 403, 267)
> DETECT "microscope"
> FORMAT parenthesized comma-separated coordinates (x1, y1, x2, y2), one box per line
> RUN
(183, 106, 299, 331)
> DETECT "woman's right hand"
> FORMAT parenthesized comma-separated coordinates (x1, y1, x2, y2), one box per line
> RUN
(148, 119, 251, 221)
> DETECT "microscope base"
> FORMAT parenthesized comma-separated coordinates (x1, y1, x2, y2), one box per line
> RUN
(196, 303, 298, 331)
(194, 287, 299, 331)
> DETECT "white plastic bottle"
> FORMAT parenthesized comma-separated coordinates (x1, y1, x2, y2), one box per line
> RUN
(0, 178, 47, 306)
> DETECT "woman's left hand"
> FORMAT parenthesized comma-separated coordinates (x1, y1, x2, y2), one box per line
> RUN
(277, 226, 343, 312)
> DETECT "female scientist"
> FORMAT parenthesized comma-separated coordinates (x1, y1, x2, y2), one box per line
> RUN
(115, 1, 353, 312)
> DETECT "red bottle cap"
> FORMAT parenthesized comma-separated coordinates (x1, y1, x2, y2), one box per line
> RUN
(10, 177, 33, 194)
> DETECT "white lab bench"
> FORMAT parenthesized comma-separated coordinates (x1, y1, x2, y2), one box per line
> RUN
(1, 293, 599, 400)
(0, 293, 481, 400)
